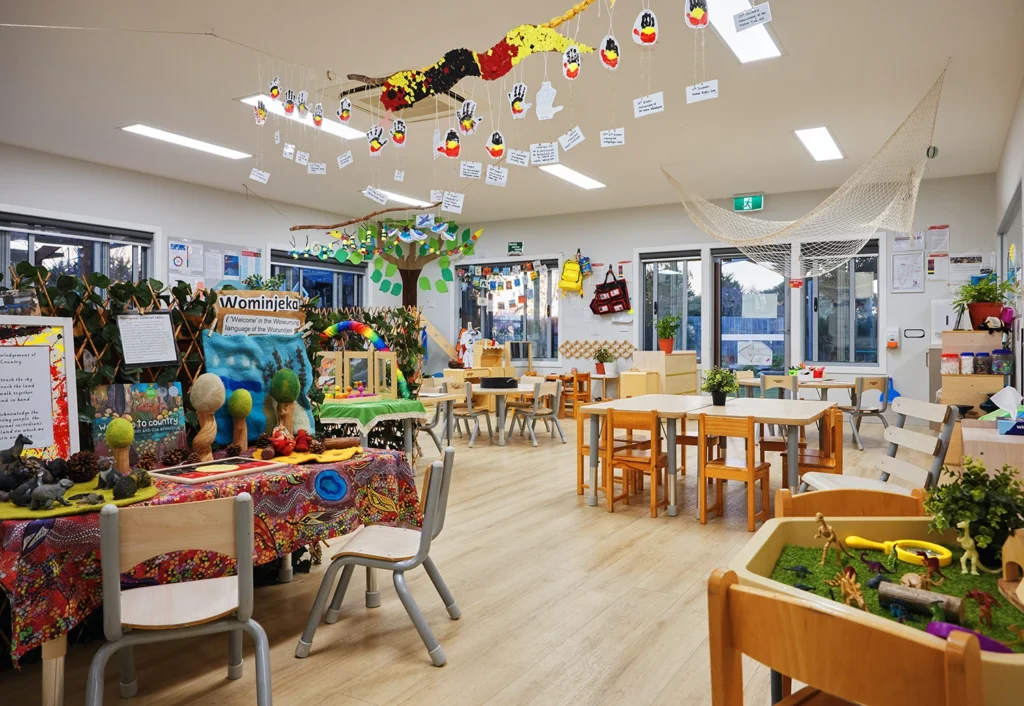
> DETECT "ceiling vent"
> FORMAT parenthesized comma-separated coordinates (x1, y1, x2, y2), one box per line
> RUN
(334, 76, 482, 124)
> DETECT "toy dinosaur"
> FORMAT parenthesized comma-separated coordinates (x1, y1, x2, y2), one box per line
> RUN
(859, 552, 892, 575)
(30, 479, 74, 510)
(883, 547, 900, 573)
(900, 572, 938, 591)
(866, 573, 893, 589)
(915, 551, 946, 586)
(956, 520, 1000, 575)
(929, 601, 947, 623)
(889, 600, 912, 624)
(782, 565, 814, 577)
(794, 583, 816, 592)
(95, 458, 122, 491)
(825, 567, 866, 610)
(814, 513, 852, 565)
(966, 589, 1000, 628)
(1007, 625, 1024, 646)
(0, 434, 32, 464)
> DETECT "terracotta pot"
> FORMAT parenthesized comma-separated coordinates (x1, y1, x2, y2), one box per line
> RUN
(595, 362, 605, 374)
(658, 338, 674, 354)
(967, 302, 1003, 330)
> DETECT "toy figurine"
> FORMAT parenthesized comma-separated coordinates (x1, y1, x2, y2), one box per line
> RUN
(95, 458, 124, 491)
(814, 513, 852, 565)
(0, 434, 32, 465)
(915, 551, 947, 585)
(69, 492, 106, 507)
(270, 425, 296, 456)
(965, 589, 1000, 629)
(10, 469, 47, 507)
(293, 429, 312, 453)
(782, 564, 813, 577)
(860, 552, 892, 575)
(227, 390, 253, 452)
(900, 572, 941, 591)
(956, 520, 1000, 575)
(889, 600, 911, 624)
(793, 583, 815, 592)
(825, 566, 866, 610)
(30, 479, 74, 510)
(866, 573, 892, 589)
(1007, 625, 1024, 645)
(190, 373, 226, 462)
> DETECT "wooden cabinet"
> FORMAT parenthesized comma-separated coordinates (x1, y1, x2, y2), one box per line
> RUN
(631, 351, 697, 394)
(620, 370, 659, 398)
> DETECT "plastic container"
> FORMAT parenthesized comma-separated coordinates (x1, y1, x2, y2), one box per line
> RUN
(940, 353, 960, 375)
(975, 351, 992, 375)
(960, 352, 975, 375)
(992, 348, 1013, 375)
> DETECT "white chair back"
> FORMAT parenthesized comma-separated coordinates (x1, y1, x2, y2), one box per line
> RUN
(878, 397, 957, 488)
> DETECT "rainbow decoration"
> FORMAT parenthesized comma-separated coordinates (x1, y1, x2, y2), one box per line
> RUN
(321, 321, 410, 398)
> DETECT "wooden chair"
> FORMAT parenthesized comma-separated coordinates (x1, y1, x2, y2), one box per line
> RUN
(801, 397, 958, 496)
(508, 381, 566, 446)
(677, 420, 721, 476)
(560, 372, 593, 418)
(604, 409, 668, 516)
(707, 569, 983, 706)
(86, 494, 271, 706)
(758, 375, 806, 463)
(840, 375, 890, 450)
(735, 370, 755, 397)
(779, 407, 844, 481)
(775, 487, 926, 518)
(576, 412, 651, 495)
(452, 382, 493, 448)
(698, 415, 770, 532)
(297, 448, 460, 666)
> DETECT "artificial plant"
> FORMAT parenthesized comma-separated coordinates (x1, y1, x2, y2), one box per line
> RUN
(701, 367, 739, 394)
(593, 347, 615, 364)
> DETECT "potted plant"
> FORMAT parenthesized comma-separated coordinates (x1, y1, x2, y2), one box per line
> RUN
(952, 274, 1017, 330)
(924, 457, 1024, 565)
(594, 347, 616, 376)
(655, 315, 681, 354)
(701, 367, 739, 406)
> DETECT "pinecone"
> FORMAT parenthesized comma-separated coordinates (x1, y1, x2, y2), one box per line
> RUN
(136, 451, 157, 471)
(68, 451, 99, 484)
(308, 439, 325, 455)
(254, 432, 271, 449)
(161, 448, 188, 467)
(185, 452, 202, 465)
(224, 444, 242, 458)
(129, 469, 152, 489)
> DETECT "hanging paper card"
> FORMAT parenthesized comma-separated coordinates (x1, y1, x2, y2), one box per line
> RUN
(686, 80, 719, 104)
(600, 35, 620, 70)
(562, 45, 581, 80)
(307, 162, 327, 175)
(269, 76, 281, 100)
(367, 125, 388, 155)
(337, 151, 354, 169)
(283, 89, 296, 114)
(633, 10, 658, 45)
(295, 151, 310, 166)
(364, 186, 389, 205)
(535, 82, 563, 120)
(486, 130, 505, 159)
(530, 142, 559, 166)
(249, 168, 270, 184)
(416, 214, 435, 228)
(312, 103, 324, 127)
(336, 98, 352, 122)
(254, 100, 268, 126)
(460, 161, 482, 179)
(274, 130, 280, 145)
(600, 128, 625, 147)
(441, 191, 465, 215)
(485, 165, 508, 187)
(283, 143, 295, 160)
(391, 118, 407, 147)
(508, 82, 532, 119)
(457, 100, 483, 134)
(296, 90, 310, 119)
(685, 0, 710, 28)
(633, 92, 665, 118)
(437, 129, 460, 158)
(430, 190, 443, 204)
(394, 169, 405, 182)
(558, 126, 585, 151)
(734, 2, 771, 31)
(507, 149, 530, 167)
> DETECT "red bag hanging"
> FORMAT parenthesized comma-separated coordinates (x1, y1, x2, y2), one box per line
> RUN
(589, 268, 631, 315)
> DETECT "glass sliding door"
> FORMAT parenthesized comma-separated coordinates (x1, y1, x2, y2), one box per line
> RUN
(714, 250, 788, 373)
(641, 255, 701, 360)
(803, 241, 880, 365)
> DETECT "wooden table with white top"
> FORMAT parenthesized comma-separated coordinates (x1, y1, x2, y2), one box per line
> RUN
(579, 394, 714, 517)
(469, 385, 539, 446)
(737, 377, 856, 402)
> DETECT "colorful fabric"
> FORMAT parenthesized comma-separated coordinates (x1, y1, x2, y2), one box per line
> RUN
(0, 481, 158, 521)
(274, 446, 363, 465)
(0, 449, 420, 664)
(318, 399, 427, 434)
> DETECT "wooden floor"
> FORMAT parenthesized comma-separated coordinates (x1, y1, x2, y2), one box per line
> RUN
(6, 416, 911, 705)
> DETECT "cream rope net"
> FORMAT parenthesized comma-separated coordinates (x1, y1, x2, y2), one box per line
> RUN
(663, 68, 947, 279)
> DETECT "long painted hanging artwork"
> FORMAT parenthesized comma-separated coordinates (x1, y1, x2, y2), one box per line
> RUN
(375, 0, 613, 112)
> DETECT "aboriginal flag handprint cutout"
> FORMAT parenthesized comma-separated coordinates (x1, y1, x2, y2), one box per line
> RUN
(633, 10, 658, 45)
(600, 35, 620, 70)
(507, 83, 532, 119)
(485, 130, 505, 159)
(686, 0, 709, 28)
(283, 89, 296, 114)
(297, 91, 310, 119)
(366, 125, 388, 155)
(562, 45, 581, 80)
(457, 100, 483, 135)
(337, 98, 352, 122)
(437, 128, 460, 158)
(269, 76, 281, 100)
(391, 119, 407, 147)
(254, 100, 268, 126)
(312, 103, 324, 127)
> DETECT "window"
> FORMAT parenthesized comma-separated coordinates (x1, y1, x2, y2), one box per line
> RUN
(0, 213, 152, 282)
(459, 258, 559, 360)
(715, 249, 789, 373)
(803, 240, 880, 365)
(270, 251, 364, 308)
(642, 253, 702, 360)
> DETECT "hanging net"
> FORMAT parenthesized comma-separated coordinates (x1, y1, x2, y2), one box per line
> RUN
(663, 68, 947, 279)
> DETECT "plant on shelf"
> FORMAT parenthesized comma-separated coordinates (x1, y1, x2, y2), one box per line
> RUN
(243, 273, 287, 291)
(655, 315, 681, 354)
(593, 347, 617, 376)
(701, 367, 739, 406)
(924, 456, 1024, 565)
(952, 274, 1018, 330)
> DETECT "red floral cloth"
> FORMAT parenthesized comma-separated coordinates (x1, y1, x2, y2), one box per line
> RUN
(0, 449, 421, 665)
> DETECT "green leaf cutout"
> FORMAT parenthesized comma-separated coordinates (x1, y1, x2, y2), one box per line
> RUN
(371, 270, 383, 283)
(347, 250, 363, 265)
(379, 280, 391, 293)
(391, 281, 403, 297)
(385, 263, 398, 277)
(374, 257, 385, 271)
(419, 276, 431, 290)
(439, 255, 451, 269)
(435, 280, 449, 294)
(441, 268, 453, 282)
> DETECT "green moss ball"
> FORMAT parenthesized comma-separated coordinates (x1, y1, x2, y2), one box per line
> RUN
(227, 389, 253, 418)
(190, 373, 226, 413)
(105, 418, 135, 449)
(270, 369, 300, 403)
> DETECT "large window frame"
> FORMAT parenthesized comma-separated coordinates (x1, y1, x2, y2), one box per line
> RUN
(270, 250, 365, 309)
(640, 250, 703, 361)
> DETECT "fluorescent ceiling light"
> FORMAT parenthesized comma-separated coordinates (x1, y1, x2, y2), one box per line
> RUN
(539, 164, 605, 190)
(709, 0, 781, 64)
(121, 124, 251, 160)
(794, 127, 844, 161)
(376, 190, 434, 208)
(242, 94, 364, 140)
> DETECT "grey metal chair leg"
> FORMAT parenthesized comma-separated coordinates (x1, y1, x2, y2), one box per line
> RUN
(242, 619, 273, 706)
(798, 481, 809, 493)
(426, 427, 443, 454)
(295, 560, 344, 658)
(228, 630, 243, 680)
(325, 564, 355, 624)
(849, 416, 865, 451)
(483, 413, 493, 443)
(879, 414, 890, 428)
(393, 571, 446, 667)
(120, 643, 138, 698)
(468, 418, 479, 448)
(552, 417, 566, 443)
(86, 641, 120, 706)
(526, 417, 539, 446)
(423, 557, 462, 619)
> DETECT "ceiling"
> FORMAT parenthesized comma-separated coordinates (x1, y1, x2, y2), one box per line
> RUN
(2, 0, 1023, 224)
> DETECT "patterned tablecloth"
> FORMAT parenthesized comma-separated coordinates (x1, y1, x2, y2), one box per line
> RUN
(318, 399, 427, 434)
(0, 448, 422, 665)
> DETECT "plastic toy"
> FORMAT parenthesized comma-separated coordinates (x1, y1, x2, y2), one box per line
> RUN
(859, 552, 892, 575)
(793, 582, 815, 592)
(814, 513, 852, 565)
(30, 478, 74, 510)
(782, 564, 813, 577)
(889, 600, 911, 624)
(916, 551, 948, 586)
(926, 622, 1013, 653)
(845, 535, 953, 568)
(956, 520, 1000, 575)
(825, 566, 866, 610)
(1007, 625, 1024, 645)
(900, 572, 941, 591)
(866, 573, 892, 589)
(966, 589, 1001, 628)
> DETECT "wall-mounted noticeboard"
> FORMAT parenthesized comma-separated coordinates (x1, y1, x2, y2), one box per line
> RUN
(167, 237, 262, 290)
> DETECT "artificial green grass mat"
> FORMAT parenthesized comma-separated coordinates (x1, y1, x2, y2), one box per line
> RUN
(769, 543, 1024, 653)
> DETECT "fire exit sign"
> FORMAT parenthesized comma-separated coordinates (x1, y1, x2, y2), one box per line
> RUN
(733, 193, 764, 212)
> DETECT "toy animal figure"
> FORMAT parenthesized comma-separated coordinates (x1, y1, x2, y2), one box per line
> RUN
(95, 458, 123, 491)
(866, 573, 892, 589)
(782, 565, 813, 577)
(10, 470, 47, 507)
(900, 572, 936, 591)
(929, 601, 947, 624)
(69, 492, 106, 507)
(956, 520, 1000, 575)
(1007, 625, 1024, 646)
(814, 513, 852, 565)
(30, 479, 74, 510)
(914, 551, 946, 586)
(966, 589, 1000, 628)
(889, 601, 911, 624)
(793, 583, 815, 592)
(0, 434, 32, 464)
(825, 567, 866, 610)
(860, 552, 891, 575)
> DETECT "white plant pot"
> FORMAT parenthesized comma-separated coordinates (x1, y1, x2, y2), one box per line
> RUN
(604, 361, 618, 377)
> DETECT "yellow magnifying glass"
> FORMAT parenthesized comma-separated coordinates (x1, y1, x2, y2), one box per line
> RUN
(844, 536, 953, 568)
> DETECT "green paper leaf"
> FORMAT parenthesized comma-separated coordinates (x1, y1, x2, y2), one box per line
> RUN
(391, 281, 403, 296)
(435, 280, 449, 294)
(371, 269, 383, 283)
(419, 244, 430, 256)
(379, 280, 391, 293)
(419, 276, 431, 290)
(347, 250, 364, 265)
(441, 268, 453, 282)
(374, 257, 385, 271)
(461, 228, 471, 242)
(385, 263, 398, 277)
(439, 255, 451, 269)
(464, 245, 475, 256)
(395, 244, 403, 257)
(429, 238, 440, 252)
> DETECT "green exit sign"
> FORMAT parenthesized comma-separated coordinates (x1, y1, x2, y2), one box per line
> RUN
(733, 193, 764, 212)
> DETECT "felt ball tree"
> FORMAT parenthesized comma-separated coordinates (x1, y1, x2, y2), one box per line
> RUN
(270, 369, 300, 432)
(190, 373, 226, 461)
(104, 418, 135, 475)
(227, 389, 253, 451)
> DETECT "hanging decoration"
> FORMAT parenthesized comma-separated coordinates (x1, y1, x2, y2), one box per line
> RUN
(508, 82, 531, 118)
(283, 89, 296, 114)
(269, 76, 281, 100)
(562, 45, 582, 80)
(457, 100, 483, 134)
(632, 10, 658, 45)
(312, 103, 324, 127)
(336, 98, 352, 122)
(685, 0, 710, 28)
(366, 125, 388, 155)
(253, 100, 268, 126)
(437, 129, 461, 158)
(391, 119, 407, 147)
(485, 131, 505, 159)
(599, 35, 619, 70)
(296, 90, 310, 119)
(320, 322, 411, 399)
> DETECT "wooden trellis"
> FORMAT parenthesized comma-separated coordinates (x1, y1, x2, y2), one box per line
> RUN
(558, 339, 636, 360)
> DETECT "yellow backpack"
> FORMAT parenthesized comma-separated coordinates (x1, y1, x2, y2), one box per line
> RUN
(558, 258, 584, 294)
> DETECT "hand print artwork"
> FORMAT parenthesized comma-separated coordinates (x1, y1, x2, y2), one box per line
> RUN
(457, 100, 483, 135)
(685, 0, 709, 28)
(485, 131, 505, 159)
(336, 98, 352, 122)
(296, 91, 310, 119)
(269, 76, 281, 100)
(633, 10, 658, 45)
(535, 82, 563, 121)
(283, 89, 296, 114)
(437, 129, 461, 159)
(391, 119, 407, 147)
(254, 100, 268, 126)
(366, 125, 388, 155)
(562, 45, 581, 80)
(508, 82, 531, 119)
(312, 103, 324, 128)
(600, 35, 620, 70)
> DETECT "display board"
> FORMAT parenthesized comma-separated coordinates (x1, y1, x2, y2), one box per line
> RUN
(168, 237, 262, 290)
(213, 290, 305, 335)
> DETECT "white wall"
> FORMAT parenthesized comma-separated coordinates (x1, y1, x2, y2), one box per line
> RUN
(997, 77, 1024, 227)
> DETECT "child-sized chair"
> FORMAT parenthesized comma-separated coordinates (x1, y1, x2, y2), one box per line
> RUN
(840, 375, 890, 450)
(508, 381, 566, 446)
(758, 375, 806, 463)
(86, 494, 271, 705)
(604, 409, 668, 516)
(698, 415, 770, 532)
(779, 407, 844, 482)
(453, 382, 493, 447)
(576, 412, 652, 495)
